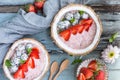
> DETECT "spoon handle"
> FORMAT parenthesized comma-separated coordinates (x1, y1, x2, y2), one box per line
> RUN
(49, 75, 52, 80)
(53, 70, 61, 80)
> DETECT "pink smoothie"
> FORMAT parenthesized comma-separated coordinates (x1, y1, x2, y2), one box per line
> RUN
(60, 22, 96, 49)
(15, 48, 46, 80)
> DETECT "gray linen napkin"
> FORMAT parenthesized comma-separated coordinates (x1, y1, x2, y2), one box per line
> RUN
(0, 0, 94, 65)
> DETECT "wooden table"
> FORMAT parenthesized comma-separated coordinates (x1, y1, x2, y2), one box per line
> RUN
(0, 0, 120, 80)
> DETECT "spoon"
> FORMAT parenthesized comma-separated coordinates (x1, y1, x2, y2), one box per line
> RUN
(53, 59, 70, 80)
(49, 61, 59, 80)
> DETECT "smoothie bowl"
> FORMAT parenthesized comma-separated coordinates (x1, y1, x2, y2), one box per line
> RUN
(3, 38, 50, 80)
(51, 4, 103, 55)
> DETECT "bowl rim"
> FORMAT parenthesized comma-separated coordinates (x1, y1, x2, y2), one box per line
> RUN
(51, 4, 103, 56)
(76, 58, 108, 80)
(3, 38, 50, 80)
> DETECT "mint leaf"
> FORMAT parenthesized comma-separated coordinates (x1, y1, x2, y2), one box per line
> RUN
(70, 18, 75, 23)
(109, 38, 113, 43)
(26, 48, 32, 54)
(109, 32, 118, 43)
(62, 18, 66, 21)
(69, 55, 73, 57)
(79, 10, 84, 15)
(20, 59, 26, 64)
(5, 59, 12, 67)
(72, 58, 82, 65)
(113, 32, 118, 39)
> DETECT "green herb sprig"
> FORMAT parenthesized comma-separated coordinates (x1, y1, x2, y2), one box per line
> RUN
(79, 10, 84, 15)
(109, 32, 118, 43)
(72, 57, 82, 65)
(26, 48, 32, 54)
(20, 59, 26, 64)
(5, 59, 12, 67)
(70, 18, 75, 24)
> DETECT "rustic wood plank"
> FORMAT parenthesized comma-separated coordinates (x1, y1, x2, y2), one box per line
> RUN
(0, 5, 24, 13)
(0, 4, 120, 13)
(108, 70, 120, 80)
(91, 5, 120, 12)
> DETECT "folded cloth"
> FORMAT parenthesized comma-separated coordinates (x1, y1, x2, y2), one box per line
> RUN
(0, 0, 91, 65)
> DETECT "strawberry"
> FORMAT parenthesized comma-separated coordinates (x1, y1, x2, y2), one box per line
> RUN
(19, 63, 28, 72)
(69, 24, 84, 34)
(77, 73, 86, 80)
(59, 29, 71, 41)
(88, 60, 98, 72)
(75, 25, 84, 33)
(24, 4, 37, 13)
(95, 70, 105, 80)
(34, 0, 45, 9)
(69, 26, 78, 35)
(79, 18, 93, 31)
(80, 67, 93, 79)
(80, 18, 93, 25)
(30, 48, 40, 59)
(26, 57, 35, 68)
(13, 69, 25, 79)
(83, 24, 90, 31)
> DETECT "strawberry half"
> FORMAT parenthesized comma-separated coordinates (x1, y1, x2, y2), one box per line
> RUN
(59, 29, 71, 41)
(34, 0, 45, 9)
(88, 60, 97, 72)
(24, 4, 37, 13)
(80, 67, 93, 79)
(75, 24, 84, 33)
(30, 48, 40, 59)
(84, 24, 91, 31)
(79, 18, 93, 31)
(80, 18, 93, 25)
(69, 26, 78, 35)
(26, 57, 35, 69)
(19, 63, 28, 72)
(77, 73, 86, 80)
(95, 70, 105, 80)
(13, 69, 25, 79)
(69, 24, 85, 34)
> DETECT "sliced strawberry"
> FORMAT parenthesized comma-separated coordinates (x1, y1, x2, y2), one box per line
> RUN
(34, 0, 45, 9)
(77, 73, 86, 80)
(59, 29, 71, 41)
(69, 26, 78, 35)
(88, 60, 97, 72)
(30, 48, 40, 59)
(79, 18, 93, 31)
(84, 24, 91, 31)
(80, 18, 93, 25)
(26, 57, 35, 69)
(69, 24, 84, 34)
(76, 25, 84, 33)
(19, 63, 28, 72)
(25, 4, 37, 13)
(80, 67, 93, 79)
(13, 69, 25, 79)
(95, 70, 105, 80)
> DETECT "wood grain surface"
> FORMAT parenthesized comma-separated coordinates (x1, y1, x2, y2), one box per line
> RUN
(0, 3, 120, 80)
(0, 4, 120, 13)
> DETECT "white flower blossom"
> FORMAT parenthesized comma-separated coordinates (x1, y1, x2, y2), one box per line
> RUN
(101, 45, 120, 64)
